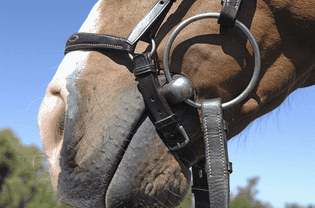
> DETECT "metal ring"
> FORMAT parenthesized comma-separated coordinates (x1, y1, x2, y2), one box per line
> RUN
(163, 12, 261, 110)
(129, 38, 156, 61)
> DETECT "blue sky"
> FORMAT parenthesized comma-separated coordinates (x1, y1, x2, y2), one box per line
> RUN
(1, 1, 314, 207)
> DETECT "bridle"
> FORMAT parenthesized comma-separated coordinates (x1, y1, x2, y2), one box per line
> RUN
(64, 0, 261, 207)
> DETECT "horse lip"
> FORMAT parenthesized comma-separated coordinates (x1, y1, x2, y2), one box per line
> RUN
(104, 117, 153, 207)
(103, 112, 149, 207)
(104, 116, 192, 208)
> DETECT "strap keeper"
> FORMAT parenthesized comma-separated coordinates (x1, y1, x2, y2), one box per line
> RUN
(228, 162, 233, 174)
(224, 120, 229, 132)
(133, 53, 157, 76)
(155, 115, 177, 131)
(134, 65, 156, 76)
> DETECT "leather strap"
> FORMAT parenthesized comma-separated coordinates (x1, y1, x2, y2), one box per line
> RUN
(133, 53, 190, 151)
(177, 146, 198, 167)
(64, 33, 135, 55)
(169, 101, 201, 167)
(218, 0, 242, 28)
(192, 158, 211, 208)
(201, 98, 231, 208)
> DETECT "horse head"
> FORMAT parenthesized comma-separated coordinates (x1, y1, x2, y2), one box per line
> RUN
(38, 0, 315, 207)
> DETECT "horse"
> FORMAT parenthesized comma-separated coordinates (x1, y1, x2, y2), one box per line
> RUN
(37, 0, 315, 207)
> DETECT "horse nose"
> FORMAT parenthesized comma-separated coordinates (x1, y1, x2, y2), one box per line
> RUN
(37, 80, 68, 195)
(46, 78, 70, 109)
(38, 79, 68, 150)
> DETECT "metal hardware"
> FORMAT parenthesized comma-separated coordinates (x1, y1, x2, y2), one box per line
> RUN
(168, 125, 190, 151)
(126, 0, 175, 45)
(163, 12, 261, 110)
(129, 38, 156, 61)
(161, 75, 194, 104)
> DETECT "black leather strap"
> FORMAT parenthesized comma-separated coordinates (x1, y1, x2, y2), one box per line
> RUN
(177, 146, 198, 167)
(171, 101, 201, 167)
(192, 158, 211, 208)
(218, 0, 242, 28)
(64, 33, 135, 55)
(133, 53, 190, 151)
(201, 98, 231, 208)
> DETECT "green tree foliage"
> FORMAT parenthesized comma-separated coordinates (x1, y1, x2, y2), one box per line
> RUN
(230, 193, 254, 208)
(0, 128, 71, 208)
(285, 203, 315, 208)
(230, 177, 273, 208)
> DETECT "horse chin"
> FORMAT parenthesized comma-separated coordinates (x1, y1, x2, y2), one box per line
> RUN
(105, 118, 191, 208)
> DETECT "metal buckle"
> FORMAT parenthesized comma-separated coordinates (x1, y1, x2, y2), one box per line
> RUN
(168, 125, 189, 151)
(128, 38, 156, 61)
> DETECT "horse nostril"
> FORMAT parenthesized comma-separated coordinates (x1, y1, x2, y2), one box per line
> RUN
(48, 83, 61, 95)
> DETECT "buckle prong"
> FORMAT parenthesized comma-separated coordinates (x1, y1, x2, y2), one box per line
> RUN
(168, 125, 189, 151)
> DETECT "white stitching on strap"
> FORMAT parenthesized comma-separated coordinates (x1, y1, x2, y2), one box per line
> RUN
(204, 116, 212, 178)
(65, 43, 123, 49)
(91, 33, 127, 41)
(218, 114, 227, 177)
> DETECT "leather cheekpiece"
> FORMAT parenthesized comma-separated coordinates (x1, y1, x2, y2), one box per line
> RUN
(201, 98, 231, 208)
(218, 0, 242, 28)
(133, 53, 190, 151)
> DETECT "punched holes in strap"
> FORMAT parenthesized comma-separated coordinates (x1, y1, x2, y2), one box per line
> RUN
(133, 53, 189, 151)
